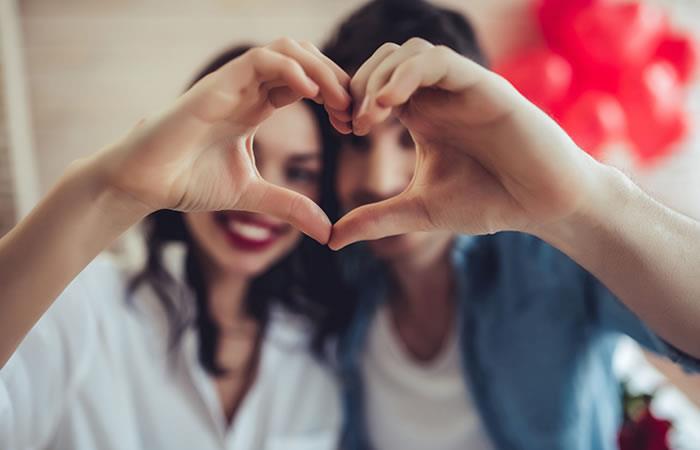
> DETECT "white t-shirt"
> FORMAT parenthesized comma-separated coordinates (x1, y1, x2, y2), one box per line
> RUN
(0, 249, 340, 450)
(362, 305, 494, 450)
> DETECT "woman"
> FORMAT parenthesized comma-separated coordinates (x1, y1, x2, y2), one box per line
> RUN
(0, 39, 352, 450)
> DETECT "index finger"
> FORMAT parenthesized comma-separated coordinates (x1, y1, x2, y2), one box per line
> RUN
(267, 38, 351, 112)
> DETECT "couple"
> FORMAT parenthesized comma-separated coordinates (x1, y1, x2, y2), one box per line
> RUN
(2, 1, 700, 449)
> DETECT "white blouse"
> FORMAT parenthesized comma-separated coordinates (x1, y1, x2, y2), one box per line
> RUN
(0, 247, 341, 450)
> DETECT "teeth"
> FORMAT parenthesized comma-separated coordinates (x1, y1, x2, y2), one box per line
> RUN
(228, 221, 273, 242)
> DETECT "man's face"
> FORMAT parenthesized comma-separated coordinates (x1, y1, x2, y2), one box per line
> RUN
(336, 117, 452, 262)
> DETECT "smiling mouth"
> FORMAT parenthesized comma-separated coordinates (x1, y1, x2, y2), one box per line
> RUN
(214, 212, 289, 252)
(228, 221, 274, 241)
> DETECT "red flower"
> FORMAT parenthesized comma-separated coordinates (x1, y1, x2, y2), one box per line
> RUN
(618, 408, 672, 450)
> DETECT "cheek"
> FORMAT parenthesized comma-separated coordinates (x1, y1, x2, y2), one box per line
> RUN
(185, 212, 303, 276)
(403, 151, 417, 179)
(296, 183, 320, 203)
(335, 167, 354, 210)
(184, 213, 218, 250)
(409, 153, 417, 171)
(252, 229, 302, 273)
(275, 229, 302, 253)
(335, 154, 359, 207)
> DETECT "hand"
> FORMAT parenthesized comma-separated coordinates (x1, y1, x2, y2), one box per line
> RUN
(329, 38, 603, 250)
(96, 38, 352, 244)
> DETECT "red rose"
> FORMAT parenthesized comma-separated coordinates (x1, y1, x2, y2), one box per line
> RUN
(619, 408, 672, 450)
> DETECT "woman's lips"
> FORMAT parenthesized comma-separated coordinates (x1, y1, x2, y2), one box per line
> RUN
(228, 221, 274, 241)
(215, 212, 289, 251)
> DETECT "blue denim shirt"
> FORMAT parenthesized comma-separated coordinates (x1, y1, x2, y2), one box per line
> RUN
(337, 232, 700, 450)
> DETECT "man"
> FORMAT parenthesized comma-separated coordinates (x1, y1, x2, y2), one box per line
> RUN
(318, 1, 700, 449)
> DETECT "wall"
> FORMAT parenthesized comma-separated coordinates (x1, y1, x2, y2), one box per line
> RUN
(13, 0, 700, 217)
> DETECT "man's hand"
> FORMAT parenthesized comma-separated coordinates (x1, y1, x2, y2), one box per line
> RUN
(329, 38, 602, 249)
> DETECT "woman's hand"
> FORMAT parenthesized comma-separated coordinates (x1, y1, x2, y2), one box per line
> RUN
(329, 38, 600, 249)
(100, 38, 351, 244)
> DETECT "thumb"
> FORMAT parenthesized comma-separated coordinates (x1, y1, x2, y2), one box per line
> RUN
(243, 180, 331, 244)
(329, 193, 432, 250)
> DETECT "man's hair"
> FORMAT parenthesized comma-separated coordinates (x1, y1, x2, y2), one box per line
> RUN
(316, 0, 489, 223)
(308, 1, 489, 354)
(323, 0, 488, 74)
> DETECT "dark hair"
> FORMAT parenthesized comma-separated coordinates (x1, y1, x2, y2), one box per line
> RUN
(306, 0, 489, 346)
(323, 0, 487, 75)
(129, 44, 347, 374)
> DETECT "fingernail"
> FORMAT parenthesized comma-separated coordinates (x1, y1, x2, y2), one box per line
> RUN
(340, 89, 352, 109)
(307, 79, 320, 96)
(375, 91, 391, 109)
(356, 96, 370, 118)
(328, 239, 345, 251)
(353, 118, 368, 136)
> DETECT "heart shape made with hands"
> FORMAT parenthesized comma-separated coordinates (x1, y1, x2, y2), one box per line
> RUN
(323, 38, 595, 251)
(179, 38, 593, 251)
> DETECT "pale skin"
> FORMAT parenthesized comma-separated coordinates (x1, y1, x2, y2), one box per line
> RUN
(0, 38, 352, 368)
(190, 100, 325, 421)
(2, 33, 700, 390)
(330, 38, 700, 360)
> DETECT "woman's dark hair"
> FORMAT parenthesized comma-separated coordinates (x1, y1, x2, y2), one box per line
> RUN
(304, 0, 489, 346)
(128, 44, 350, 374)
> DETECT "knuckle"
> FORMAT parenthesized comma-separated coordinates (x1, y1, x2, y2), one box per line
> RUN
(394, 57, 419, 78)
(272, 37, 296, 51)
(245, 47, 268, 62)
(377, 42, 400, 54)
(298, 39, 316, 50)
(404, 37, 432, 50)
(432, 45, 455, 60)
(403, 56, 422, 71)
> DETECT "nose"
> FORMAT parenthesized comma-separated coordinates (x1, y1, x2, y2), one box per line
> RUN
(361, 138, 411, 203)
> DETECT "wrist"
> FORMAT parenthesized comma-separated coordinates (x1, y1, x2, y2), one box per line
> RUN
(531, 162, 636, 254)
(67, 152, 154, 229)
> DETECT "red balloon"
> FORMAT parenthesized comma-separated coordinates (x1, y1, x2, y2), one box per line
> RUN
(568, 2, 668, 91)
(618, 62, 687, 163)
(560, 91, 626, 158)
(574, 2, 667, 67)
(654, 32, 698, 84)
(619, 62, 682, 130)
(495, 48, 572, 115)
(536, 0, 604, 56)
(634, 109, 688, 166)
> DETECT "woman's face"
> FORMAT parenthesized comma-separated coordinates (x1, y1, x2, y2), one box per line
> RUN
(184, 102, 321, 277)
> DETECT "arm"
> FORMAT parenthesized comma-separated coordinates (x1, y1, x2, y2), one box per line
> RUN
(329, 38, 700, 358)
(537, 164, 700, 359)
(0, 158, 145, 367)
(0, 39, 352, 368)
(1, 260, 104, 449)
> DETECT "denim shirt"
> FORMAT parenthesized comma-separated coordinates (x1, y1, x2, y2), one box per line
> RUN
(337, 232, 700, 450)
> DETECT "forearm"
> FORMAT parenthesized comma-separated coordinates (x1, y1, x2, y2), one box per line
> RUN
(0, 154, 149, 367)
(536, 164, 700, 358)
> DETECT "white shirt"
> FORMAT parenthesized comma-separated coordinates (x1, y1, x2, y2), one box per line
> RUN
(362, 305, 494, 450)
(0, 248, 340, 450)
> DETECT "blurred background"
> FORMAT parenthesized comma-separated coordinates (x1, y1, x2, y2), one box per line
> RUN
(1, 0, 699, 447)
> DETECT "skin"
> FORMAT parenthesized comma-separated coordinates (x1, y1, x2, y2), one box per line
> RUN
(185, 101, 322, 421)
(2, 37, 700, 413)
(0, 38, 352, 369)
(336, 117, 457, 359)
(330, 38, 700, 360)
(185, 102, 321, 277)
